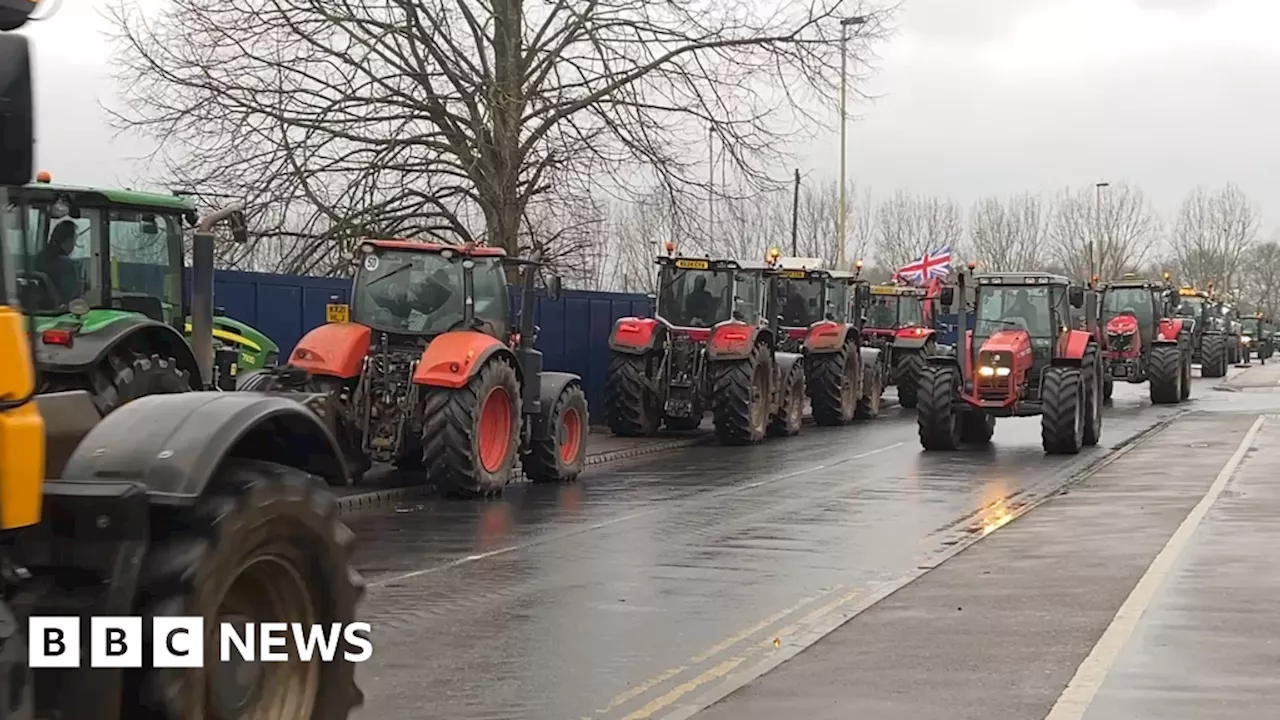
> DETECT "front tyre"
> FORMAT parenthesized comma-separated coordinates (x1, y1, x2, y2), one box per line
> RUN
(524, 383, 589, 483)
(139, 458, 363, 720)
(421, 358, 522, 497)
(917, 365, 960, 451)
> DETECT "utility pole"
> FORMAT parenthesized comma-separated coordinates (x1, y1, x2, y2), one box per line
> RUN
(708, 125, 714, 249)
(790, 169, 800, 255)
(837, 15, 867, 270)
(1093, 181, 1110, 281)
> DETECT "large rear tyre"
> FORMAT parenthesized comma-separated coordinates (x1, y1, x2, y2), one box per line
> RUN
(854, 360, 883, 419)
(1148, 344, 1183, 404)
(1200, 335, 1228, 378)
(711, 344, 770, 445)
(808, 344, 858, 426)
(768, 363, 805, 437)
(1103, 378, 1114, 403)
(894, 350, 925, 409)
(421, 358, 522, 497)
(137, 458, 363, 720)
(1041, 366, 1085, 454)
(1083, 350, 1103, 447)
(523, 383, 589, 484)
(1180, 350, 1192, 399)
(46, 352, 192, 416)
(604, 352, 661, 437)
(917, 365, 960, 451)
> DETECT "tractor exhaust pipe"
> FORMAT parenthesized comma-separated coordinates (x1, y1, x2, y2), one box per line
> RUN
(191, 202, 246, 389)
(956, 271, 968, 383)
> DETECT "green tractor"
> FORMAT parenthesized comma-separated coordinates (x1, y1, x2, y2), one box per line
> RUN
(1242, 312, 1275, 363)
(6, 176, 279, 414)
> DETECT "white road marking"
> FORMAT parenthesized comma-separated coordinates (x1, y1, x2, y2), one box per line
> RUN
(1042, 414, 1265, 720)
(368, 442, 904, 588)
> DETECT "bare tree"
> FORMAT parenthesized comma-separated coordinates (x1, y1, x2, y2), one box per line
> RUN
(1169, 184, 1260, 291)
(1046, 182, 1162, 281)
(1241, 236, 1280, 318)
(968, 193, 1048, 271)
(107, 0, 895, 273)
(872, 190, 964, 270)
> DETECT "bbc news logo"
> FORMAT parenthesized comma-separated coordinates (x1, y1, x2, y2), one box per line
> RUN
(29, 617, 373, 668)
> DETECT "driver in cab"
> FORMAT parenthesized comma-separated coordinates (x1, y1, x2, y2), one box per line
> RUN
(1000, 289, 1044, 335)
(369, 263, 459, 330)
(34, 220, 82, 306)
(685, 275, 717, 326)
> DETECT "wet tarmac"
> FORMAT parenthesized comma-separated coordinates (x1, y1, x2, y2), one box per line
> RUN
(346, 369, 1246, 720)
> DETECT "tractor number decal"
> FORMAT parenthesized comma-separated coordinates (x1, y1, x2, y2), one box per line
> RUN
(364, 255, 380, 271)
(326, 303, 350, 323)
(240, 352, 255, 367)
(674, 259, 709, 270)
(783, 270, 806, 279)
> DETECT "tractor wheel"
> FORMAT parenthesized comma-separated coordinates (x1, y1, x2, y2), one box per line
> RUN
(1180, 350, 1192, 399)
(711, 344, 771, 445)
(1041, 366, 1085, 454)
(306, 375, 371, 483)
(523, 382, 589, 484)
(1148, 344, 1183, 404)
(854, 359, 883, 419)
(768, 363, 805, 437)
(420, 358, 522, 497)
(959, 410, 995, 444)
(1103, 378, 1114, 403)
(895, 350, 925, 409)
(78, 352, 191, 416)
(808, 344, 858, 426)
(1200, 335, 1227, 378)
(1082, 350, 1103, 447)
(604, 352, 661, 437)
(917, 365, 960, 451)
(137, 458, 363, 720)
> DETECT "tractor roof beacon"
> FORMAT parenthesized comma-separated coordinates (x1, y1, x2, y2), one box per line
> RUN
(916, 270, 1104, 454)
(246, 239, 587, 497)
(1, 16, 364, 720)
(1098, 273, 1192, 404)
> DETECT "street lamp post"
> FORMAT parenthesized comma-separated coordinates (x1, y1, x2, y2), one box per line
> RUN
(838, 15, 868, 270)
(1093, 181, 1110, 281)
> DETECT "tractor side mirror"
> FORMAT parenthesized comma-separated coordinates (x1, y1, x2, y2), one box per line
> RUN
(141, 214, 159, 235)
(1069, 286, 1085, 308)
(0, 36, 32, 187)
(228, 209, 249, 244)
(546, 274, 562, 301)
(940, 287, 955, 308)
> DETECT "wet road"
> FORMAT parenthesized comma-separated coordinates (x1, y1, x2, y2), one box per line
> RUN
(347, 373, 1227, 720)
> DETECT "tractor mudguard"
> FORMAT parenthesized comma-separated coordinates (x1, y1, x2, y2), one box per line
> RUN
(892, 328, 935, 350)
(1052, 329, 1094, 365)
(35, 314, 201, 388)
(412, 330, 517, 389)
(803, 321, 849, 354)
(289, 322, 372, 379)
(926, 352, 959, 367)
(1155, 318, 1185, 344)
(707, 321, 760, 361)
(534, 372, 584, 440)
(59, 391, 348, 499)
(609, 317, 665, 355)
(775, 351, 802, 381)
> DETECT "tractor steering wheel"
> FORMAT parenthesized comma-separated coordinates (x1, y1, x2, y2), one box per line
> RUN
(16, 270, 61, 310)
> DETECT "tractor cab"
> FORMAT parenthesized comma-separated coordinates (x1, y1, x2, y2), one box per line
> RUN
(964, 272, 1094, 407)
(1175, 287, 1215, 331)
(862, 283, 936, 347)
(774, 257, 868, 352)
(654, 252, 775, 334)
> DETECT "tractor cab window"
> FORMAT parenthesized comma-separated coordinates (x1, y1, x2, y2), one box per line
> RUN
(471, 257, 510, 338)
(107, 209, 183, 324)
(976, 286, 1053, 338)
(779, 276, 824, 327)
(657, 266, 732, 328)
(353, 249, 467, 335)
(6, 200, 101, 314)
(827, 281, 850, 323)
(734, 271, 762, 323)
(1242, 318, 1259, 335)
(1175, 296, 1203, 320)
(898, 296, 925, 327)
(1103, 288, 1154, 327)
(866, 295, 898, 328)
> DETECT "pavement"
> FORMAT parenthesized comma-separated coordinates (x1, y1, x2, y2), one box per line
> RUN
(340, 363, 1270, 720)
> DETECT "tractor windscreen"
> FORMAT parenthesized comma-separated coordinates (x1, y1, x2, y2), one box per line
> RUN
(1242, 318, 1259, 335)
(657, 266, 733, 328)
(3, 199, 99, 314)
(354, 248, 494, 335)
(975, 285, 1054, 347)
(1102, 288, 1153, 327)
(1175, 296, 1203, 320)
(865, 294, 923, 329)
(780, 276, 824, 327)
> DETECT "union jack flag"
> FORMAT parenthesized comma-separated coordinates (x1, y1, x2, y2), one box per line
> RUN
(894, 246, 952, 285)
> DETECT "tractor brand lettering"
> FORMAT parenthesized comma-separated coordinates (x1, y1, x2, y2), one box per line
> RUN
(364, 254, 380, 271)
(28, 616, 374, 668)
(674, 259, 709, 270)
(783, 270, 806, 279)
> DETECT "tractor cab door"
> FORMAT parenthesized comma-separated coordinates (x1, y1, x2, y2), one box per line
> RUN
(824, 278, 850, 324)
(731, 269, 763, 325)
(470, 256, 511, 339)
(105, 208, 184, 324)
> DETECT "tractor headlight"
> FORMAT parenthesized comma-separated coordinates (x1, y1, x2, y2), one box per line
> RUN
(978, 365, 1011, 377)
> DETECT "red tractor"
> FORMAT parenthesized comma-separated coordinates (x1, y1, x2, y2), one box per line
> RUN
(241, 239, 588, 496)
(860, 279, 943, 408)
(776, 257, 886, 423)
(1099, 273, 1192, 403)
(605, 246, 807, 444)
(916, 271, 1104, 453)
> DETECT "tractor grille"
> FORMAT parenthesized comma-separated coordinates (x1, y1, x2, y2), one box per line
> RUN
(1108, 332, 1134, 353)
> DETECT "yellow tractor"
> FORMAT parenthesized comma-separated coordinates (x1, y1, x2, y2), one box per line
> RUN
(2, 11, 363, 719)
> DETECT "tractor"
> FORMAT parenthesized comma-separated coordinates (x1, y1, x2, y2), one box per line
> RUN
(860, 279, 943, 408)
(1241, 312, 1274, 363)
(241, 239, 588, 496)
(775, 256, 886, 424)
(605, 245, 809, 443)
(0, 29, 364, 719)
(8, 175, 281, 416)
(916, 271, 1104, 454)
(1099, 273, 1192, 404)
(1174, 286, 1230, 378)
(1219, 301, 1248, 365)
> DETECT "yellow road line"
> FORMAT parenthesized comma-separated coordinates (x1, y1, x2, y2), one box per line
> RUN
(621, 658, 746, 720)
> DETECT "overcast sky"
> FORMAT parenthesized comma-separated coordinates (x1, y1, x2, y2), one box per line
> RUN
(18, 0, 1280, 233)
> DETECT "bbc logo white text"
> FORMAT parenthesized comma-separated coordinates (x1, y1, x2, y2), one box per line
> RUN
(29, 617, 373, 668)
